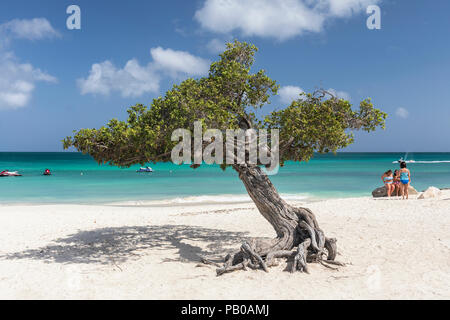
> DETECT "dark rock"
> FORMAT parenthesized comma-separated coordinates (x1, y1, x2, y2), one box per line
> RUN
(372, 185, 418, 198)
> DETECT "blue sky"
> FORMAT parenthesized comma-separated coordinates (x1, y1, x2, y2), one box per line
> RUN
(0, 0, 449, 152)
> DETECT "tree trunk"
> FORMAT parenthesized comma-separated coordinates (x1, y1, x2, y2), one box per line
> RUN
(211, 164, 340, 276)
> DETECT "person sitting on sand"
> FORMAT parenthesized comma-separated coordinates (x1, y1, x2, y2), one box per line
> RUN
(381, 170, 394, 197)
(393, 169, 401, 197)
(399, 162, 411, 200)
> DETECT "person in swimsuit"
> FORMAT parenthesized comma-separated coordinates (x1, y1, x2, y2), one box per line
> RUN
(381, 169, 394, 197)
(399, 162, 411, 200)
(393, 169, 401, 197)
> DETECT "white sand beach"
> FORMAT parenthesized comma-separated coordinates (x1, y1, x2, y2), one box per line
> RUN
(0, 192, 449, 300)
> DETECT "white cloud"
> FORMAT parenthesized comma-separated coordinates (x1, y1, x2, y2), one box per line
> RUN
(327, 88, 351, 100)
(79, 48, 210, 97)
(78, 60, 159, 98)
(326, 0, 376, 17)
(195, 0, 380, 40)
(0, 18, 59, 110)
(396, 107, 409, 119)
(279, 85, 304, 104)
(206, 38, 227, 54)
(150, 47, 210, 77)
(0, 53, 57, 110)
(279, 86, 350, 104)
(0, 18, 59, 41)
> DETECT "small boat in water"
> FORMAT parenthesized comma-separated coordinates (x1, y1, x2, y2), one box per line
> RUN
(393, 158, 415, 164)
(43, 169, 52, 176)
(0, 170, 22, 177)
(136, 166, 153, 173)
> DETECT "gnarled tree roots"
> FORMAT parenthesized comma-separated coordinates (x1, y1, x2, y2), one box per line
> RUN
(205, 218, 344, 276)
(200, 165, 345, 276)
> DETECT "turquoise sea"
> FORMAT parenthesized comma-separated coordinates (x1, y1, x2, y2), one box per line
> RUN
(0, 152, 449, 204)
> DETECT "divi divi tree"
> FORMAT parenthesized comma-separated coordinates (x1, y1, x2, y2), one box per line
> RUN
(64, 41, 386, 275)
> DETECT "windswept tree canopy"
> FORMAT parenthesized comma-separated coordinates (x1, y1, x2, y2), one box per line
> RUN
(63, 41, 386, 167)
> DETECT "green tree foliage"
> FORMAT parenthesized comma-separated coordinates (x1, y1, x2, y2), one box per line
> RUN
(63, 40, 386, 167)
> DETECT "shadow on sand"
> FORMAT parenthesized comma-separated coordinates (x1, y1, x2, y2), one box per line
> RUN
(1, 225, 250, 266)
